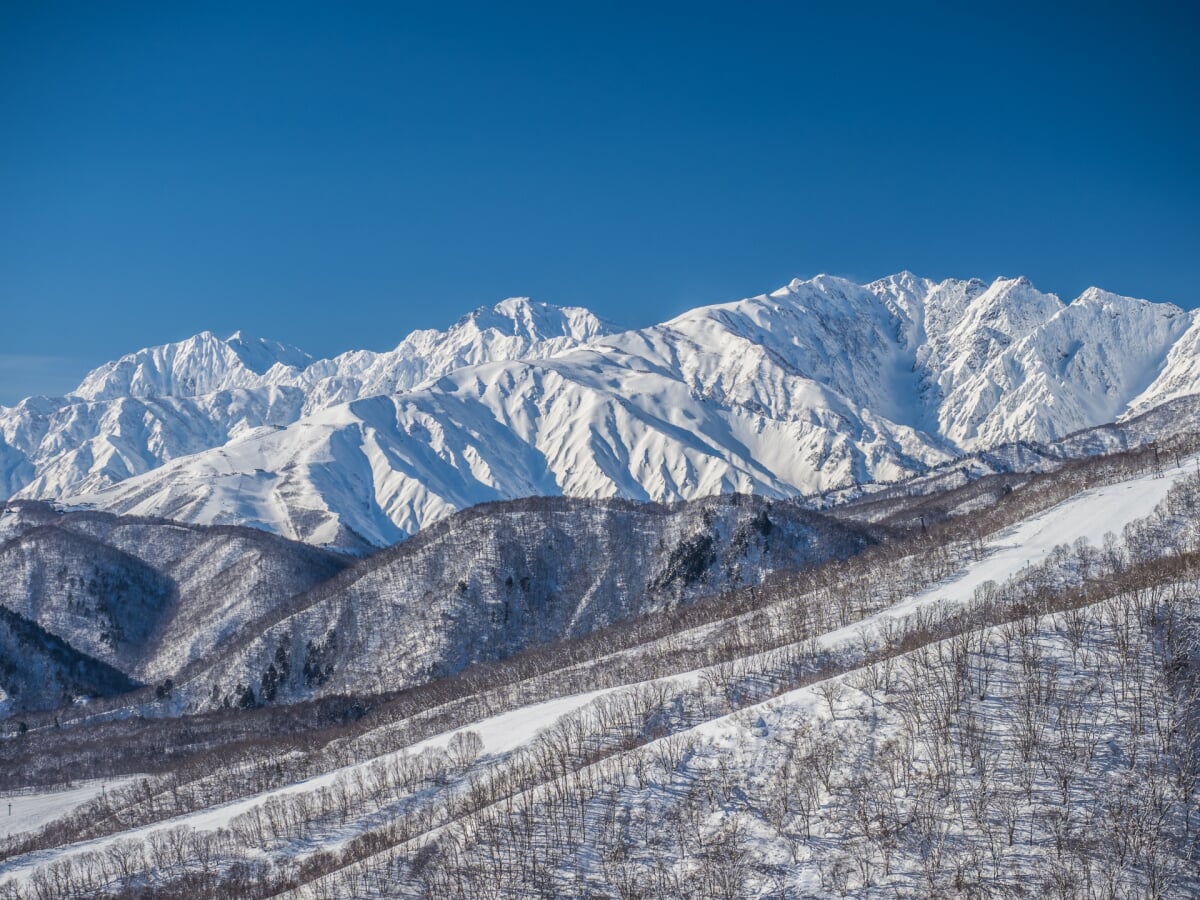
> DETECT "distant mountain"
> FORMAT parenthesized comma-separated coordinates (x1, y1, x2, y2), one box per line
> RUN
(0, 299, 612, 537)
(1, 276, 1198, 550)
(70, 330, 314, 402)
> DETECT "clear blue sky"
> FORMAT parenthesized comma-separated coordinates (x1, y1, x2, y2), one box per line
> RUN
(1, 1, 1197, 402)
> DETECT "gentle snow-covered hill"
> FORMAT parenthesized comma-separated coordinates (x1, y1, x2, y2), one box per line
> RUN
(2, 274, 1199, 549)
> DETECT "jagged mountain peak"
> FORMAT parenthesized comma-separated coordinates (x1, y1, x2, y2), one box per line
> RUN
(452, 296, 614, 344)
(225, 332, 313, 374)
(1071, 285, 1185, 316)
(782, 272, 864, 299)
(966, 274, 1059, 308)
(954, 275, 1062, 334)
(767, 272, 1054, 339)
(781, 272, 843, 291)
(70, 329, 312, 402)
(865, 270, 937, 307)
(4, 272, 1199, 551)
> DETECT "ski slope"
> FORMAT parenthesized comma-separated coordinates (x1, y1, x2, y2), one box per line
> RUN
(0, 781, 127, 840)
(818, 456, 1200, 652)
(0, 689, 622, 881)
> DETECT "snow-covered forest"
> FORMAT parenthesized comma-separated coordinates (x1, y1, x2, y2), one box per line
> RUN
(1, 431, 1198, 896)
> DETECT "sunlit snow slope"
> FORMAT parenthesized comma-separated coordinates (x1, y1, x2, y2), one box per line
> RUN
(3, 275, 1199, 549)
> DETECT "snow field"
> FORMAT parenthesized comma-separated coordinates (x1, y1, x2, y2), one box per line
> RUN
(0, 783, 125, 841)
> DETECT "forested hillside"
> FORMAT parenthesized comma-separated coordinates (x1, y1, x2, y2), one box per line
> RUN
(1, 435, 1197, 896)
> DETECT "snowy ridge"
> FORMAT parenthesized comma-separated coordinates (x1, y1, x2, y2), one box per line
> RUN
(0, 500, 348, 708)
(71, 331, 313, 402)
(0, 299, 611, 531)
(65, 299, 609, 406)
(254, 297, 613, 412)
(939, 287, 1192, 446)
(2, 274, 1199, 548)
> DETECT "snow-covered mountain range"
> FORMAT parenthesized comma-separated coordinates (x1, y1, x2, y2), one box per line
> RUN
(3, 274, 1198, 550)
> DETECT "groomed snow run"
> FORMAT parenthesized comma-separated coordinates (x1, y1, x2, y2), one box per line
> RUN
(0, 782, 129, 840)
(0, 689, 620, 881)
(817, 455, 1200, 650)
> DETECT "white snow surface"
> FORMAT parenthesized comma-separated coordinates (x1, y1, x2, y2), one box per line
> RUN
(0, 782, 129, 840)
(3, 275, 1199, 549)
(816, 454, 1199, 654)
(0, 689, 620, 881)
(1, 458, 1188, 886)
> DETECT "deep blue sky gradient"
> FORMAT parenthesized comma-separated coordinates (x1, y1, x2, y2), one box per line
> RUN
(1, 1, 1197, 402)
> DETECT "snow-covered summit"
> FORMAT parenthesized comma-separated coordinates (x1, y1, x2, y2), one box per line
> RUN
(5, 273, 1200, 549)
(65, 299, 613, 412)
(458, 296, 611, 341)
(71, 330, 313, 402)
(251, 297, 616, 411)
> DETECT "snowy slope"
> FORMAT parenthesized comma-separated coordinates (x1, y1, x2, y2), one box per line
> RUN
(937, 288, 1192, 446)
(1126, 307, 1200, 416)
(3, 274, 1199, 548)
(816, 452, 1200, 653)
(0, 688, 621, 880)
(0, 503, 348, 710)
(71, 331, 313, 402)
(4, 455, 1197, 895)
(0, 782, 130, 841)
(0, 299, 612, 512)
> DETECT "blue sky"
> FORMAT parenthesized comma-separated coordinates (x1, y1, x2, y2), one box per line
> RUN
(1, 1, 1197, 403)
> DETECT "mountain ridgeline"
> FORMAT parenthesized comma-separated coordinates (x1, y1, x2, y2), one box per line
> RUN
(174, 494, 873, 713)
(0, 493, 872, 719)
(0, 273, 1196, 551)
